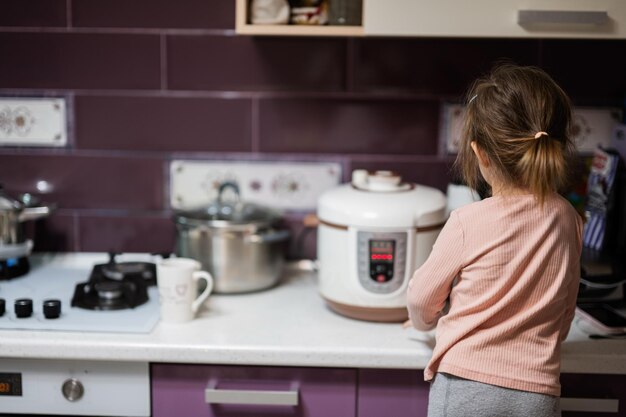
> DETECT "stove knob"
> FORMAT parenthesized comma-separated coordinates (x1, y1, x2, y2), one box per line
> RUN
(61, 378, 84, 402)
(43, 299, 62, 319)
(0, 298, 5, 316)
(14, 298, 33, 318)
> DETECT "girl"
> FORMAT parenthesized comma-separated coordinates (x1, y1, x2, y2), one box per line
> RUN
(407, 64, 583, 417)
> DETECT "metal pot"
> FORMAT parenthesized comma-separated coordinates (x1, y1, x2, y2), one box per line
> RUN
(173, 182, 290, 294)
(0, 188, 53, 259)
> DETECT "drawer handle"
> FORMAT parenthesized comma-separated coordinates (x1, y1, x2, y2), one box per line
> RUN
(560, 398, 619, 413)
(205, 386, 299, 406)
(518, 10, 609, 26)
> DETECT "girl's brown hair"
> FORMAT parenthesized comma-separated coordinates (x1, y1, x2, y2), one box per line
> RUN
(455, 64, 576, 202)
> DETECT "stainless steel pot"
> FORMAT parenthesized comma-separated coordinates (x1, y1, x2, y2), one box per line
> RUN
(174, 182, 290, 294)
(0, 188, 53, 252)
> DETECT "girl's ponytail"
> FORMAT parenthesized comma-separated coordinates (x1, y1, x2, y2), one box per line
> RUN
(517, 133, 574, 204)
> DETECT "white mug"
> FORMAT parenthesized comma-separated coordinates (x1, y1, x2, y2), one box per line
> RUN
(156, 258, 214, 323)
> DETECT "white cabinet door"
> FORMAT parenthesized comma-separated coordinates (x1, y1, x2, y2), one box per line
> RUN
(364, 0, 626, 38)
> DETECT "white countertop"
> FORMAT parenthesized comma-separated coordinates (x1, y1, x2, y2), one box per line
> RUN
(1, 255, 625, 374)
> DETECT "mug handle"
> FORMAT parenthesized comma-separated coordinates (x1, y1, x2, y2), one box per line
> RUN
(191, 271, 214, 313)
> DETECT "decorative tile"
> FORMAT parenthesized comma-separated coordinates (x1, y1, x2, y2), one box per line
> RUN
(0, 0, 67, 27)
(72, 0, 234, 29)
(0, 97, 67, 147)
(170, 160, 342, 210)
(572, 108, 623, 153)
(167, 35, 346, 91)
(78, 214, 175, 253)
(75, 96, 252, 152)
(0, 153, 165, 210)
(440, 104, 465, 154)
(259, 98, 439, 154)
(441, 104, 622, 154)
(0, 33, 160, 89)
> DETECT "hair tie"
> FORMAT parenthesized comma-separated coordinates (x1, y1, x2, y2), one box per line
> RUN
(534, 131, 548, 139)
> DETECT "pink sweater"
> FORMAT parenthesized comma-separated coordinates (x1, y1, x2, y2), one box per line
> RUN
(407, 193, 583, 396)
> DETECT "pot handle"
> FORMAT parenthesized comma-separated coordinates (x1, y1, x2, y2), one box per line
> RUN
(303, 213, 319, 228)
(245, 229, 290, 244)
(218, 181, 241, 204)
(18, 205, 54, 222)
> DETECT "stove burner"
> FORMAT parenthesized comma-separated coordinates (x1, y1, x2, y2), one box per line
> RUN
(71, 263, 151, 311)
(100, 253, 157, 286)
(95, 281, 125, 300)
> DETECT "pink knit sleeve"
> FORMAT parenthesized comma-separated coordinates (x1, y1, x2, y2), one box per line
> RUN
(407, 211, 465, 331)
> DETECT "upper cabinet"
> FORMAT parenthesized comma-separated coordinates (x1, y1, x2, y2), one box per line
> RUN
(236, 0, 626, 39)
(365, 0, 626, 38)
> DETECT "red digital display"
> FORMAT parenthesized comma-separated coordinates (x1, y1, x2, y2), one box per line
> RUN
(0, 373, 21, 396)
(369, 240, 395, 263)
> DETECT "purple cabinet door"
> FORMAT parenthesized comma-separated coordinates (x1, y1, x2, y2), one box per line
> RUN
(561, 373, 626, 417)
(358, 369, 429, 417)
(151, 364, 357, 417)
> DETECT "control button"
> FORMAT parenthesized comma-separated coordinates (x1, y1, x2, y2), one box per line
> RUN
(62, 378, 84, 402)
(14, 298, 33, 318)
(376, 274, 386, 283)
(0, 298, 5, 316)
(43, 299, 62, 319)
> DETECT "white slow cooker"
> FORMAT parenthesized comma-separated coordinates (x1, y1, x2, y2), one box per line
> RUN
(317, 170, 447, 322)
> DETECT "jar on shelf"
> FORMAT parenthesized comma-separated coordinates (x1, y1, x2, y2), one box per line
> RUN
(328, 0, 362, 26)
(288, 0, 329, 25)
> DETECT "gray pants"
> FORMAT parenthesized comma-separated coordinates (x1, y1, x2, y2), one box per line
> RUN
(428, 373, 560, 417)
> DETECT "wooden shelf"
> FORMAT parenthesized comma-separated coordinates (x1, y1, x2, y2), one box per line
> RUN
(236, 0, 363, 37)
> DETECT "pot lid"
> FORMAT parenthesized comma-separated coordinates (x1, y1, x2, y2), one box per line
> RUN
(174, 182, 281, 227)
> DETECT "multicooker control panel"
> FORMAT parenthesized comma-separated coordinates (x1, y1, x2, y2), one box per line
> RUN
(357, 231, 407, 294)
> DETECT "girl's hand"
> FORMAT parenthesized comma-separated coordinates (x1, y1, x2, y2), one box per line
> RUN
(402, 319, 413, 329)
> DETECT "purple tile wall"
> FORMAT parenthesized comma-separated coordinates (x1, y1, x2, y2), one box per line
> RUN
(259, 98, 439, 154)
(78, 215, 175, 253)
(72, 0, 234, 29)
(167, 36, 346, 91)
(0, 33, 161, 90)
(353, 38, 540, 95)
(0, 154, 165, 210)
(541, 40, 626, 105)
(0, 0, 67, 27)
(75, 96, 253, 152)
(0, 3, 624, 256)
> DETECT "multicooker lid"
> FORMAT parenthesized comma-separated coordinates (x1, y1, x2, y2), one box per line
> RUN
(317, 170, 447, 229)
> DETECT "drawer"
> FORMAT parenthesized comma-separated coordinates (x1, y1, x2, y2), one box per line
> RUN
(358, 369, 429, 417)
(561, 373, 625, 416)
(151, 364, 357, 417)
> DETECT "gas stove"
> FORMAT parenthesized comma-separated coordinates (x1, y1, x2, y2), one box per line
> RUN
(0, 252, 160, 333)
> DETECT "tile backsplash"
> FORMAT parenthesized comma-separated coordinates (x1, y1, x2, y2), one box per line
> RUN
(1, 1, 625, 258)
(442, 105, 623, 154)
(170, 161, 341, 210)
(0, 97, 67, 146)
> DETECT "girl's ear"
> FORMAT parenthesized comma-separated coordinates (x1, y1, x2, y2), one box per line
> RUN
(470, 141, 490, 167)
